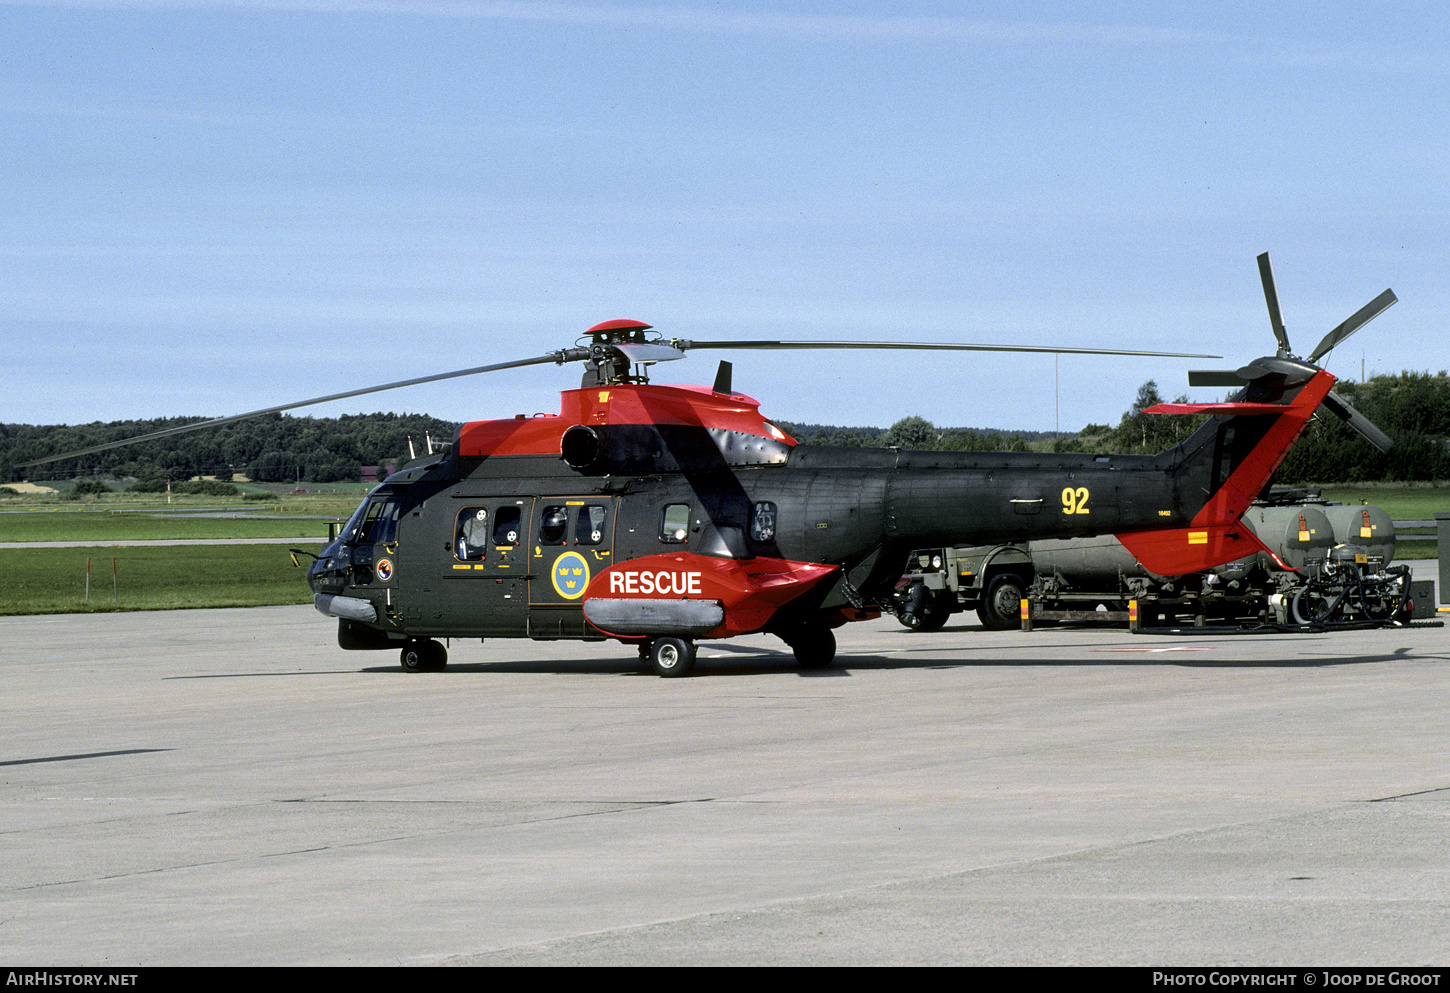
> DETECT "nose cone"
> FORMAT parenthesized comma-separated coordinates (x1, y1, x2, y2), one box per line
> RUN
(305, 541, 347, 595)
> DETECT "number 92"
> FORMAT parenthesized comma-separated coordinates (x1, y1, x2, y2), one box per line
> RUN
(1061, 486, 1090, 515)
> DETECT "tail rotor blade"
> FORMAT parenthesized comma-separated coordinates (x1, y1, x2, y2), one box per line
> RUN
(1306, 288, 1398, 365)
(1322, 391, 1394, 453)
(1258, 252, 1291, 355)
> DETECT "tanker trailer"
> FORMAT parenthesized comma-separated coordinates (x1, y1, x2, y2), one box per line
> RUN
(1022, 503, 1336, 623)
(1319, 503, 1395, 565)
(896, 499, 1350, 629)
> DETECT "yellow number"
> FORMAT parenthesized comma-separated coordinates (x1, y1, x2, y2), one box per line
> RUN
(1061, 486, 1090, 515)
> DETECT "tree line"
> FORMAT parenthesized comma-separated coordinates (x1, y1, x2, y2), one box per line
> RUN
(790, 371, 1450, 484)
(1, 412, 457, 485)
(6, 371, 1448, 486)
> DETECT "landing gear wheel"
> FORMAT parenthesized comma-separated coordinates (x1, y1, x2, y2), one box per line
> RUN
(977, 573, 1026, 630)
(912, 597, 951, 632)
(1291, 583, 1346, 625)
(897, 585, 951, 632)
(400, 639, 447, 672)
(646, 637, 696, 678)
(1362, 569, 1410, 622)
(789, 625, 836, 670)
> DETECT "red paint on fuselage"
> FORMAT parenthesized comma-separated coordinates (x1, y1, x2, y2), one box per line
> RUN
(586, 552, 838, 639)
(455, 384, 797, 458)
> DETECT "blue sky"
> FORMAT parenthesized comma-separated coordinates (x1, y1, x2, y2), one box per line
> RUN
(5, 1, 1446, 439)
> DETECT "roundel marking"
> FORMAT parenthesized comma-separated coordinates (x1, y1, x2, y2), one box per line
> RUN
(551, 551, 590, 600)
(376, 558, 394, 582)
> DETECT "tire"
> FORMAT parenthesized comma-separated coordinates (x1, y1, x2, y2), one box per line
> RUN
(899, 592, 951, 633)
(977, 573, 1026, 630)
(647, 637, 696, 678)
(790, 625, 836, 669)
(400, 639, 447, 672)
(1291, 582, 1346, 625)
(915, 596, 951, 632)
(1360, 568, 1409, 622)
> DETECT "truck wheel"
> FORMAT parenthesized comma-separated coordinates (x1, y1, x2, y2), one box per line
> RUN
(977, 573, 1025, 630)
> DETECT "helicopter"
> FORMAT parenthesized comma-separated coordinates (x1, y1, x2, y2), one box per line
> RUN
(21, 253, 1397, 677)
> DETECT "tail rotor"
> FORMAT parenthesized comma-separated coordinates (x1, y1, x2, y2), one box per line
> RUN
(1187, 252, 1397, 453)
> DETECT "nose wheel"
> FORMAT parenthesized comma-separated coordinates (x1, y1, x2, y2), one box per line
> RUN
(400, 639, 448, 672)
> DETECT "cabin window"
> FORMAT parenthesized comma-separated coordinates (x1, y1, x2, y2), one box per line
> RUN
(493, 505, 523, 546)
(454, 507, 489, 561)
(575, 505, 608, 545)
(750, 501, 777, 542)
(538, 505, 569, 545)
(659, 503, 690, 543)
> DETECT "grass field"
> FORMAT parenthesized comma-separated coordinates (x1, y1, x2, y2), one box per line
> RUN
(0, 484, 1444, 616)
(0, 487, 367, 515)
(0, 510, 338, 543)
(1314, 485, 1450, 522)
(0, 545, 314, 615)
(0, 489, 363, 543)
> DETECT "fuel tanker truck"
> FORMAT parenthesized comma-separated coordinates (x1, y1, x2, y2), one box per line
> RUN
(893, 492, 1409, 629)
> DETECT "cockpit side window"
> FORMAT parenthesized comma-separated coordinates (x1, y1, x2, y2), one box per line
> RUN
(354, 499, 401, 545)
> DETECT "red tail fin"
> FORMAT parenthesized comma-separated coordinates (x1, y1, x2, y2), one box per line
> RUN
(1116, 369, 1333, 574)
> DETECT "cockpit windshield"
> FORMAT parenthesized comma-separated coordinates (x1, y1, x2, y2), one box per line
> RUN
(340, 488, 400, 546)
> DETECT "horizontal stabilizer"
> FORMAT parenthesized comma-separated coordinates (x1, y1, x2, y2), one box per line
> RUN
(1118, 523, 1287, 576)
(1144, 401, 1288, 416)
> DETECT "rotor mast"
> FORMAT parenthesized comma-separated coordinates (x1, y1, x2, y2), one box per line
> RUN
(579, 319, 665, 387)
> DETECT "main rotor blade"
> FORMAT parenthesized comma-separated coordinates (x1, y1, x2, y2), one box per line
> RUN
(20, 334, 1218, 470)
(1321, 391, 1394, 453)
(16, 350, 582, 469)
(1258, 252, 1291, 354)
(612, 342, 686, 364)
(673, 340, 1220, 359)
(1306, 288, 1398, 365)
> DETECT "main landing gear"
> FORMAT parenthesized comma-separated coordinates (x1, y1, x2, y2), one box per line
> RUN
(637, 623, 838, 678)
(400, 639, 448, 672)
(783, 623, 836, 669)
(641, 636, 697, 677)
